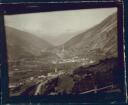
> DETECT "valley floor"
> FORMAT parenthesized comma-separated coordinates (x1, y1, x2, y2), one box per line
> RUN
(8, 57, 121, 96)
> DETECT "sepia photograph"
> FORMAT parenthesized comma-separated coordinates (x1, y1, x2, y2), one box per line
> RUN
(4, 7, 120, 96)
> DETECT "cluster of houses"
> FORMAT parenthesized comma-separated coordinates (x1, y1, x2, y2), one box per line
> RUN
(52, 56, 95, 65)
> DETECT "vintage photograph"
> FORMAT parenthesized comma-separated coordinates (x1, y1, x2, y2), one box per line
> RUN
(4, 8, 120, 96)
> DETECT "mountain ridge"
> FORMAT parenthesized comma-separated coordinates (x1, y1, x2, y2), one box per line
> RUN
(6, 26, 53, 59)
(52, 12, 117, 62)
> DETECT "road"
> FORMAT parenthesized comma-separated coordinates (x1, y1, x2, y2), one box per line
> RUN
(34, 75, 58, 95)
(80, 84, 114, 94)
(34, 81, 48, 95)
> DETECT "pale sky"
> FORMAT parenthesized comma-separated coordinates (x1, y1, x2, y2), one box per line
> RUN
(4, 8, 117, 45)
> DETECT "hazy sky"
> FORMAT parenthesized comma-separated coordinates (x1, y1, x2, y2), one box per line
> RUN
(4, 8, 117, 45)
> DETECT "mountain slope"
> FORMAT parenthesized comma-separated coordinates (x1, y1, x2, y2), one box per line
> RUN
(6, 26, 53, 59)
(55, 12, 117, 61)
